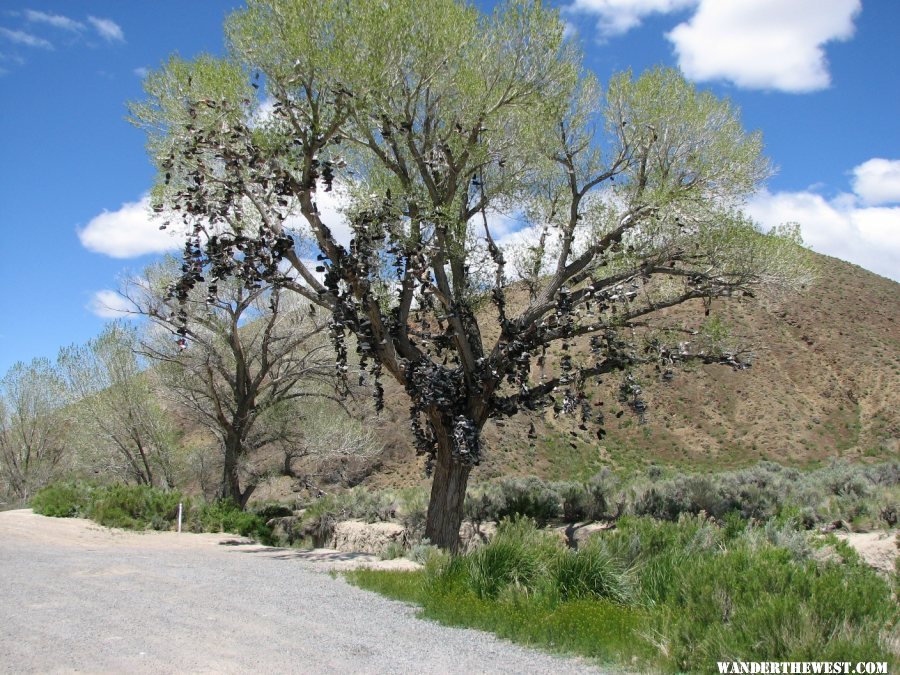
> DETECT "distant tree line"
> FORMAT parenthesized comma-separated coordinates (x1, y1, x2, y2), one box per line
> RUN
(0, 258, 380, 505)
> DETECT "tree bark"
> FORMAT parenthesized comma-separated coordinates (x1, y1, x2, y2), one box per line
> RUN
(221, 432, 244, 506)
(424, 422, 472, 553)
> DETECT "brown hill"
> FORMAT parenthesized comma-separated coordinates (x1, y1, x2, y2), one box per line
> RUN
(364, 253, 900, 490)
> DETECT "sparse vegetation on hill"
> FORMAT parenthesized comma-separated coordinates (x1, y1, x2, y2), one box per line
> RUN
(361, 255, 899, 492)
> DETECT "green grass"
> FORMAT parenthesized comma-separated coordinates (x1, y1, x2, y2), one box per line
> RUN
(348, 516, 898, 672)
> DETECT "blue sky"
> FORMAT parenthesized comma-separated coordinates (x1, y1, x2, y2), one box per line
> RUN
(1, 0, 898, 374)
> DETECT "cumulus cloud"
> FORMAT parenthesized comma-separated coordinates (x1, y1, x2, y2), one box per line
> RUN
(88, 290, 137, 319)
(133, 66, 148, 78)
(567, 0, 695, 38)
(851, 158, 900, 206)
(24, 10, 84, 32)
(667, 0, 860, 92)
(87, 16, 124, 43)
(567, 0, 860, 92)
(78, 195, 187, 258)
(0, 27, 53, 49)
(746, 185, 900, 282)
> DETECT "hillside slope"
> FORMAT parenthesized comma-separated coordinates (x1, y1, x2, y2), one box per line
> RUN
(364, 253, 899, 489)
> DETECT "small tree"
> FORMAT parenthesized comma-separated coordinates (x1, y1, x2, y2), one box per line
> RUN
(124, 262, 340, 507)
(0, 358, 69, 501)
(265, 397, 381, 481)
(130, 0, 811, 548)
(59, 322, 178, 488)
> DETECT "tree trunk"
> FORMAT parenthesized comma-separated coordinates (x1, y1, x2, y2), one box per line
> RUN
(424, 422, 472, 553)
(221, 432, 244, 506)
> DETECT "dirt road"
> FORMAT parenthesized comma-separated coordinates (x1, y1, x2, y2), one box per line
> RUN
(0, 510, 600, 674)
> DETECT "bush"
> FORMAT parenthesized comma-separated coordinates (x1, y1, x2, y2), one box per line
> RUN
(251, 502, 294, 521)
(397, 488, 428, 542)
(31, 482, 94, 518)
(494, 477, 561, 526)
(194, 499, 274, 545)
(556, 470, 621, 523)
(87, 484, 185, 530)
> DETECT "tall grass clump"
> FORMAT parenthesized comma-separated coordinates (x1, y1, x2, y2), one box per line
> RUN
(550, 541, 633, 604)
(465, 516, 560, 598)
(350, 514, 898, 672)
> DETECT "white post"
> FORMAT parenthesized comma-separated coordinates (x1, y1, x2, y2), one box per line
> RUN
(177, 502, 183, 533)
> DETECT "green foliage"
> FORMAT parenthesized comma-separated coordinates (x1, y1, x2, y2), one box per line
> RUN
(465, 516, 562, 599)
(464, 477, 561, 527)
(252, 502, 294, 521)
(86, 484, 186, 531)
(193, 499, 275, 545)
(32, 481, 184, 528)
(32, 481, 278, 543)
(350, 515, 898, 672)
(550, 541, 633, 604)
(379, 541, 406, 561)
(30, 481, 95, 518)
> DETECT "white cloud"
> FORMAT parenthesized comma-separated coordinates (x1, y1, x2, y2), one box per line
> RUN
(24, 10, 84, 32)
(0, 27, 52, 49)
(133, 66, 148, 78)
(88, 290, 136, 319)
(667, 0, 860, 92)
(747, 188, 900, 282)
(567, 0, 695, 38)
(851, 158, 900, 206)
(282, 182, 354, 248)
(87, 16, 124, 43)
(78, 195, 187, 258)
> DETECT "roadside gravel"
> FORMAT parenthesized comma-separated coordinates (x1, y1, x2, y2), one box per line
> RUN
(0, 510, 603, 674)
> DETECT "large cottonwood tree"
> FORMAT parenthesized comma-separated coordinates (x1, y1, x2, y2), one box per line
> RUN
(130, 0, 810, 549)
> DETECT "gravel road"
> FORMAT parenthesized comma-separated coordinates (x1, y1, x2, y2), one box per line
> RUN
(0, 510, 602, 674)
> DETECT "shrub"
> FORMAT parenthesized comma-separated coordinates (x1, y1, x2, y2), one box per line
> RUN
(194, 499, 274, 544)
(407, 540, 440, 565)
(379, 541, 406, 560)
(251, 502, 294, 521)
(31, 482, 94, 518)
(557, 482, 589, 522)
(631, 475, 728, 520)
(398, 488, 428, 542)
(557, 469, 621, 523)
(87, 484, 185, 530)
(464, 489, 502, 526)
(494, 477, 561, 526)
